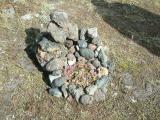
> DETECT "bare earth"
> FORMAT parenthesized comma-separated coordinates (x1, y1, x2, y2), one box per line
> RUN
(0, 0, 160, 120)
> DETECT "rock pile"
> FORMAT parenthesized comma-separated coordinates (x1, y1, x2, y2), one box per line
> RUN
(35, 11, 114, 104)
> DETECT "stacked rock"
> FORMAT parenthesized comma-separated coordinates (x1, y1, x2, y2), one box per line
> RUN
(36, 11, 114, 105)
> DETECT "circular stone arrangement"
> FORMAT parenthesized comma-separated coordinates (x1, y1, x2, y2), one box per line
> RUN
(35, 11, 114, 105)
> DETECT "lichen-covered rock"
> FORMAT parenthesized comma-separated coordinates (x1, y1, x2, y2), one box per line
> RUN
(85, 85, 98, 95)
(48, 88, 62, 97)
(45, 58, 64, 71)
(79, 48, 94, 60)
(80, 94, 94, 105)
(68, 23, 79, 41)
(50, 11, 69, 27)
(47, 23, 67, 43)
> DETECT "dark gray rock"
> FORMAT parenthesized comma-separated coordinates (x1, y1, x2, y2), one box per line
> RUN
(85, 85, 98, 95)
(51, 77, 66, 87)
(91, 59, 101, 68)
(45, 58, 64, 71)
(50, 11, 69, 27)
(87, 27, 98, 39)
(94, 89, 106, 102)
(65, 40, 73, 48)
(95, 76, 111, 88)
(98, 49, 108, 63)
(78, 40, 88, 48)
(68, 23, 79, 41)
(79, 48, 94, 60)
(61, 84, 68, 98)
(47, 23, 67, 43)
(80, 28, 87, 40)
(80, 94, 94, 105)
(49, 88, 62, 97)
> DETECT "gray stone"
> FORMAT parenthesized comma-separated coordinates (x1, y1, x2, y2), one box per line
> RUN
(91, 59, 101, 68)
(49, 88, 62, 97)
(98, 49, 108, 63)
(85, 85, 98, 95)
(73, 87, 84, 102)
(78, 40, 88, 48)
(121, 73, 134, 90)
(80, 94, 94, 105)
(61, 84, 68, 98)
(95, 76, 111, 88)
(92, 37, 101, 45)
(50, 11, 69, 27)
(51, 77, 66, 87)
(79, 48, 94, 60)
(51, 70, 62, 76)
(87, 27, 98, 39)
(49, 74, 61, 83)
(68, 23, 79, 41)
(45, 58, 64, 72)
(80, 28, 87, 40)
(94, 89, 106, 102)
(38, 37, 60, 52)
(1, 5, 15, 18)
(47, 23, 67, 43)
(74, 52, 80, 58)
(68, 84, 76, 94)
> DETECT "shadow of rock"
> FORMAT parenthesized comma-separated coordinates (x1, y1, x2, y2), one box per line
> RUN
(24, 28, 51, 87)
(92, 0, 160, 56)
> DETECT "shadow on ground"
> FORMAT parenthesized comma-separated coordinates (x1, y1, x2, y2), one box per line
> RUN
(24, 28, 51, 87)
(92, 0, 160, 56)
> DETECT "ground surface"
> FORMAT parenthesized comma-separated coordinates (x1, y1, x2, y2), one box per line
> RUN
(0, 0, 160, 120)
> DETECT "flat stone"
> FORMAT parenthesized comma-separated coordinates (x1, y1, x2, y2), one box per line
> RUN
(94, 89, 106, 102)
(95, 76, 111, 88)
(48, 88, 62, 97)
(80, 94, 94, 105)
(85, 85, 98, 95)
(87, 27, 98, 39)
(78, 40, 88, 48)
(51, 77, 66, 87)
(80, 28, 87, 40)
(49, 74, 61, 83)
(79, 48, 95, 60)
(91, 59, 101, 68)
(45, 58, 64, 72)
(47, 23, 67, 43)
(61, 84, 68, 98)
(50, 11, 69, 27)
(68, 23, 79, 41)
